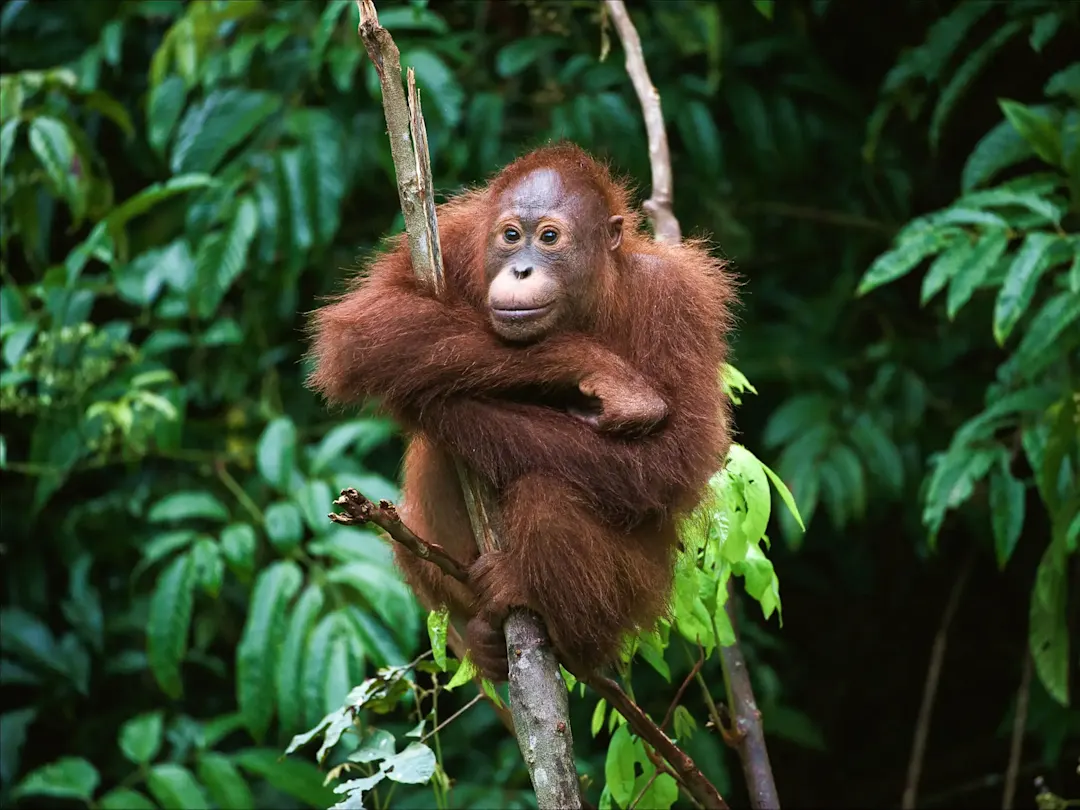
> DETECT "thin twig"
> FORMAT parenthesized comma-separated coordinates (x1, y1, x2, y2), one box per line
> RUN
(1002, 652, 1033, 810)
(607, 3, 774, 806)
(420, 694, 484, 744)
(902, 549, 975, 809)
(628, 770, 661, 810)
(662, 648, 705, 732)
(604, 0, 680, 244)
(445, 622, 516, 736)
(587, 674, 730, 810)
(352, 4, 580, 807)
(331, 488, 467, 582)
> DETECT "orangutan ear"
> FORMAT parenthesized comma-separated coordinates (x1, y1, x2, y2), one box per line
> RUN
(608, 215, 624, 251)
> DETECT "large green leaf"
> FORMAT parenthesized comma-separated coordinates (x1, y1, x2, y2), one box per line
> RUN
(929, 21, 1022, 151)
(945, 227, 1008, 319)
(170, 88, 281, 174)
(236, 561, 303, 741)
(27, 116, 82, 218)
(119, 711, 164, 765)
(999, 100, 1062, 167)
(990, 463, 1025, 570)
(196, 753, 254, 810)
(1029, 539, 1070, 706)
(147, 764, 210, 810)
(961, 119, 1036, 191)
(993, 231, 1060, 345)
(147, 553, 195, 698)
(12, 757, 99, 803)
(232, 748, 338, 808)
(276, 585, 326, 734)
(256, 417, 298, 493)
(194, 195, 258, 318)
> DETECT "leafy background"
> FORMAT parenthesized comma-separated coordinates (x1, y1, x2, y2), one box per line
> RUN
(1, 0, 1077, 808)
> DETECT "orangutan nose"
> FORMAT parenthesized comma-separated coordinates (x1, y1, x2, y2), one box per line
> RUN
(512, 266, 533, 280)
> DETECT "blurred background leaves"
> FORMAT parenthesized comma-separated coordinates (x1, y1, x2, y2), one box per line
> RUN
(0, 0, 1077, 808)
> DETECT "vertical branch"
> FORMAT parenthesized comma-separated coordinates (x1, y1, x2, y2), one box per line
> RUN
(354, 3, 581, 807)
(1002, 652, 1033, 810)
(902, 550, 974, 809)
(603, 0, 680, 244)
(605, 2, 780, 807)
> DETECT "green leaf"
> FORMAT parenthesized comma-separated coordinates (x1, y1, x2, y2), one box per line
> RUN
(1029, 540, 1070, 706)
(946, 227, 1009, 319)
(148, 491, 229, 523)
(1045, 63, 1080, 104)
(276, 584, 325, 734)
(119, 711, 164, 765)
(233, 748, 339, 808)
(0, 707, 35, 785)
(1030, 12, 1063, 52)
(147, 74, 187, 155)
(12, 757, 99, 802)
(382, 743, 437, 784)
(761, 394, 831, 449)
(403, 48, 464, 127)
(1069, 245, 1080, 294)
(993, 231, 1060, 345)
(28, 116, 82, 217)
(446, 655, 478, 690)
(171, 89, 281, 174)
(147, 553, 195, 698)
(850, 415, 904, 495)
(427, 607, 449, 670)
(105, 175, 214, 233)
(921, 236, 975, 305)
(146, 764, 210, 810)
(194, 196, 259, 318)
(604, 725, 638, 807)
(930, 21, 1022, 151)
(672, 705, 697, 743)
(962, 119, 1036, 191)
(1000, 100, 1062, 167)
(0, 118, 18, 177)
(631, 770, 679, 810)
(672, 557, 714, 650)
(190, 537, 223, 598)
(220, 523, 256, 578)
(295, 479, 333, 534)
(264, 501, 304, 552)
(753, 0, 774, 20)
(327, 563, 416, 647)
(237, 561, 303, 741)
(857, 227, 955, 295)
(495, 37, 562, 79)
(592, 698, 608, 737)
(726, 445, 771, 544)
(761, 462, 806, 532)
(196, 753, 254, 810)
(98, 788, 158, 809)
(310, 420, 396, 474)
(1013, 292, 1080, 371)
(990, 464, 1025, 570)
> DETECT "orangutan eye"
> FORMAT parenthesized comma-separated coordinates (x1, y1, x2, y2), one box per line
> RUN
(503, 227, 521, 243)
(539, 228, 559, 245)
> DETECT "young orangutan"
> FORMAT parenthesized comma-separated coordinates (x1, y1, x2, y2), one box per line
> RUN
(308, 143, 735, 681)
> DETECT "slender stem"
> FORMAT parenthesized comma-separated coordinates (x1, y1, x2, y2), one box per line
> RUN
(1002, 652, 1032, 810)
(902, 550, 975, 809)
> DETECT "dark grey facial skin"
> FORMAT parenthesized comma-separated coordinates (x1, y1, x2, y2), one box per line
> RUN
(485, 169, 623, 343)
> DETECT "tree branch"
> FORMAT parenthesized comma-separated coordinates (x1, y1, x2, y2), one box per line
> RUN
(352, 3, 581, 807)
(606, 2, 779, 806)
(604, 0, 680, 244)
(902, 548, 974, 809)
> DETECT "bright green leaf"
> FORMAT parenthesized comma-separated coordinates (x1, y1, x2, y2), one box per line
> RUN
(946, 227, 1008, 319)
(12, 757, 98, 802)
(1029, 539, 1070, 706)
(990, 463, 1025, 570)
(993, 231, 1059, 345)
(196, 753, 254, 810)
(857, 227, 955, 296)
(1000, 100, 1062, 167)
(146, 764, 209, 810)
(427, 607, 449, 670)
(148, 491, 229, 524)
(119, 711, 164, 765)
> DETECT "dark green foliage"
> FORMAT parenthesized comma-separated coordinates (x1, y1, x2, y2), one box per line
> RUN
(1, 0, 1077, 808)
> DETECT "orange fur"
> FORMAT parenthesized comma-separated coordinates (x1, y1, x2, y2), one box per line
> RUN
(308, 144, 735, 679)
